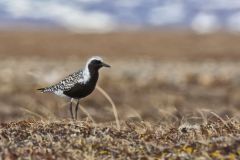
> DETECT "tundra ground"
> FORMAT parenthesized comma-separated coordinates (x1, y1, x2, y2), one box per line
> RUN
(0, 30, 240, 159)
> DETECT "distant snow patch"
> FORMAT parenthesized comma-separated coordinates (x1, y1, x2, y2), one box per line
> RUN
(3, 0, 115, 32)
(3, 0, 31, 17)
(203, 0, 240, 10)
(191, 13, 219, 34)
(148, 3, 185, 25)
(114, 0, 142, 8)
(43, 4, 115, 32)
(227, 12, 240, 32)
(75, 0, 103, 3)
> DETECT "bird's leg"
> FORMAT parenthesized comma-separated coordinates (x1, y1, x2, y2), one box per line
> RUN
(75, 99, 80, 120)
(69, 98, 74, 120)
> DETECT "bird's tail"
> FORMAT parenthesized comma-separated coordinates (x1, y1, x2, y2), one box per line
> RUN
(37, 87, 46, 93)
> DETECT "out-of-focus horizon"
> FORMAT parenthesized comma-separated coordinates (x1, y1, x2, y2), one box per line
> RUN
(0, 0, 240, 34)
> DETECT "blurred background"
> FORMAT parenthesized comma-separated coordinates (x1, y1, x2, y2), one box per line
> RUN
(0, 0, 240, 122)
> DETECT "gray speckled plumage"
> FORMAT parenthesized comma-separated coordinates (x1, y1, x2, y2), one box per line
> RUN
(38, 70, 86, 97)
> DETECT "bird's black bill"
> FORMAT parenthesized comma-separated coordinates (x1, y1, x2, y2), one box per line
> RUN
(101, 62, 111, 68)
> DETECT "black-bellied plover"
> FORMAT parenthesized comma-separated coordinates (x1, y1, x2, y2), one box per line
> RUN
(38, 56, 110, 120)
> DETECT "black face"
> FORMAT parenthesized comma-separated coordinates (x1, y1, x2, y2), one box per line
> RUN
(88, 60, 110, 71)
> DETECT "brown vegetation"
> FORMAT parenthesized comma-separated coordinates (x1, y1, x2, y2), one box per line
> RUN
(0, 30, 240, 159)
(0, 119, 239, 159)
(0, 30, 240, 60)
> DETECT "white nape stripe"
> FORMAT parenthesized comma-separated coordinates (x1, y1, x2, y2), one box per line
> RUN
(82, 56, 102, 84)
(82, 68, 90, 84)
(86, 56, 103, 66)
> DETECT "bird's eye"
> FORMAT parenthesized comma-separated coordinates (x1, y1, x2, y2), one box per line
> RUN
(95, 60, 101, 64)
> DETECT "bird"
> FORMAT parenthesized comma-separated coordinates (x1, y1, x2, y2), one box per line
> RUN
(37, 56, 111, 120)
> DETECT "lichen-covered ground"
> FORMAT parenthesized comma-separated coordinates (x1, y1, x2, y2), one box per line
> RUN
(0, 118, 239, 159)
(1, 30, 240, 159)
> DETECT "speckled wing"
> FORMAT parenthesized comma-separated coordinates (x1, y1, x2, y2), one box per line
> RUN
(38, 70, 84, 95)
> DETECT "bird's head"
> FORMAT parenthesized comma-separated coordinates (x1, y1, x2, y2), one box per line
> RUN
(86, 56, 111, 71)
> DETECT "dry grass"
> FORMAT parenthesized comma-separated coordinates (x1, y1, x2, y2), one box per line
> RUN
(96, 85, 120, 130)
(0, 30, 240, 159)
(0, 30, 240, 60)
(0, 58, 239, 159)
(1, 59, 240, 122)
(0, 118, 239, 159)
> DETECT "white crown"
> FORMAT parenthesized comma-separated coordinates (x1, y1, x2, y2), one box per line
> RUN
(86, 56, 103, 65)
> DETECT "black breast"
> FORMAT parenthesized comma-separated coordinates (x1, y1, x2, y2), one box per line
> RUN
(63, 71, 99, 99)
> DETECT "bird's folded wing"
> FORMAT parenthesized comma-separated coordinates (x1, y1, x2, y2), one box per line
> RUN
(56, 71, 84, 91)
(41, 71, 84, 93)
